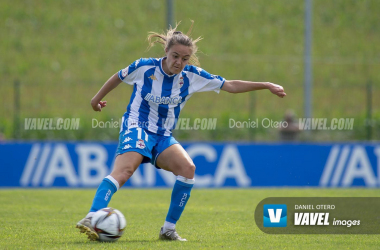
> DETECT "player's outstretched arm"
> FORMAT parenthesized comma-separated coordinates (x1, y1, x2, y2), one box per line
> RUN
(221, 80, 286, 98)
(90, 73, 122, 112)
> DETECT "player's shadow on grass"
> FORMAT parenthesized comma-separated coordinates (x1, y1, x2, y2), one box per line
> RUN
(124, 239, 162, 243)
(73, 239, 158, 244)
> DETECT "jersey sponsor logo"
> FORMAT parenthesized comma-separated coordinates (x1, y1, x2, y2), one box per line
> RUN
(148, 74, 157, 81)
(136, 139, 145, 149)
(195, 67, 202, 75)
(123, 137, 132, 143)
(123, 144, 132, 150)
(144, 93, 183, 105)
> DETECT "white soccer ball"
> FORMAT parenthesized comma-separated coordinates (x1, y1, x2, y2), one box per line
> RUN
(91, 207, 127, 242)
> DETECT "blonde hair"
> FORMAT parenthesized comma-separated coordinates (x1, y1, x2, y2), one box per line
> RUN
(147, 21, 202, 67)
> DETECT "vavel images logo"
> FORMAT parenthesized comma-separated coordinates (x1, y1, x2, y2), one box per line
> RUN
(263, 204, 287, 227)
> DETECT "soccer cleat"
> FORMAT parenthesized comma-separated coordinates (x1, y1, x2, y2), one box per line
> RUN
(159, 227, 187, 241)
(76, 217, 99, 241)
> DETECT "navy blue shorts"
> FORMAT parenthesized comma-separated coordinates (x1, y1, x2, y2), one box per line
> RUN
(116, 127, 179, 168)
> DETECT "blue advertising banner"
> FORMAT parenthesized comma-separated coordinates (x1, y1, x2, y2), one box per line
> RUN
(0, 142, 379, 188)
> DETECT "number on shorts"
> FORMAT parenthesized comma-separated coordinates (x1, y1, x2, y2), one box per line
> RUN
(136, 127, 148, 141)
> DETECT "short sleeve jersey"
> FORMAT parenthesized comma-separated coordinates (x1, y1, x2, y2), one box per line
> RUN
(118, 57, 225, 136)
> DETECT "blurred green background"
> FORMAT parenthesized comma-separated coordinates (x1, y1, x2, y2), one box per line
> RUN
(1, 0, 379, 141)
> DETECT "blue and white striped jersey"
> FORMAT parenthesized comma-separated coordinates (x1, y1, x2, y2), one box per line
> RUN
(118, 57, 225, 136)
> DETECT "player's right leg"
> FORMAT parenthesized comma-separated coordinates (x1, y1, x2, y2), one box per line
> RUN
(76, 151, 143, 241)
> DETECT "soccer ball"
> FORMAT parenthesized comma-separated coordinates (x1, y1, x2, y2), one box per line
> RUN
(91, 207, 126, 242)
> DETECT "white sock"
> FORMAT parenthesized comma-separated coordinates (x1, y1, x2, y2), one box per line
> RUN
(163, 221, 176, 233)
(105, 175, 120, 190)
(86, 212, 95, 219)
(177, 175, 195, 185)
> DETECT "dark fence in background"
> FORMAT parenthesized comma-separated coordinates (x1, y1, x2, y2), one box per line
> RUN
(6, 80, 379, 142)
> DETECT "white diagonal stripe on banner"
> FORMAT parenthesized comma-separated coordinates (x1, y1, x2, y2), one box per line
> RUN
(32, 144, 51, 186)
(20, 144, 41, 186)
(319, 145, 340, 187)
(331, 146, 350, 187)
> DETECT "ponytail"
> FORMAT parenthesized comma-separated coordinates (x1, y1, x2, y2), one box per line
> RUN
(147, 21, 202, 67)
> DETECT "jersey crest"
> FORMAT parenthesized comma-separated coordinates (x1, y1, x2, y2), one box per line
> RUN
(179, 76, 184, 86)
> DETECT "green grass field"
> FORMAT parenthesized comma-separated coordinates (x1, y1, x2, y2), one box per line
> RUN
(1, 188, 379, 249)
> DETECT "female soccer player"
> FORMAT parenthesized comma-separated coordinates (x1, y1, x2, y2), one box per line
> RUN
(77, 22, 286, 241)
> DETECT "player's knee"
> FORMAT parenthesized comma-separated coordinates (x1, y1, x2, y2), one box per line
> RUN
(111, 163, 136, 185)
(188, 163, 196, 174)
(121, 166, 135, 180)
(181, 162, 196, 179)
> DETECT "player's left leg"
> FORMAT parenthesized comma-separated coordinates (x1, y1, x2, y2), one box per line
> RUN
(155, 143, 195, 241)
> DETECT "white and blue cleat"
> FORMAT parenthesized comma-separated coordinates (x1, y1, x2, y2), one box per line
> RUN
(159, 227, 187, 241)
